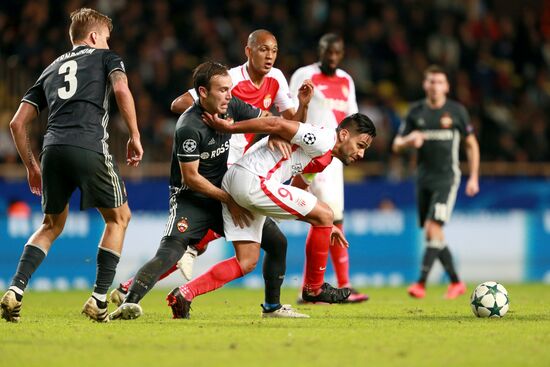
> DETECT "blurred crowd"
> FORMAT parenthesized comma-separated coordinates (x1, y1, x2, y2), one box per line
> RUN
(1, 0, 550, 167)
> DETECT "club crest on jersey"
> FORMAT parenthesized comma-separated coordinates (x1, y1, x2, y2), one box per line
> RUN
(177, 217, 189, 233)
(182, 139, 197, 153)
(200, 152, 210, 159)
(291, 163, 303, 176)
(440, 113, 453, 128)
(302, 132, 316, 145)
(263, 94, 272, 109)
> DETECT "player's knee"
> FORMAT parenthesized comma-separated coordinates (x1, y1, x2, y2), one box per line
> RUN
(41, 215, 65, 238)
(309, 201, 334, 226)
(237, 255, 259, 275)
(106, 205, 132, 228)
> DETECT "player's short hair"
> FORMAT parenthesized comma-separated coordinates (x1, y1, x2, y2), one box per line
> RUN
(193, 61, 229, 95)
(424, 65, 448, 79)
(69, 8, 113, 43)
(337, 113, 377, 137)
(319, 33, 343, 51)
(247, 29, 275, 47)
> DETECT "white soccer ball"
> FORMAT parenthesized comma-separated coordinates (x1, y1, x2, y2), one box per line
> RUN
(470, 281, 509, 318)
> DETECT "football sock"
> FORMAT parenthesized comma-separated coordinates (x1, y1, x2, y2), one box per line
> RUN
(438, 246, 460, 283)
(418, 240, 444, 283)
(260, 218, 287, 305)
(93, 247, 120, 295)
(303, 226, 332, 294)
(10, 243, 47, 294)
(330, 222, 351, 288)
(126, 236, 186, 303)
(179, 257, 244, 301)
(195, 229, 221, 253)
(119, 263, 179, 294)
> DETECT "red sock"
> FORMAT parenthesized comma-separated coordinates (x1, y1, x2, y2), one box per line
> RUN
(120, 263, 178, 292)
(195, 230, 221, 253)
(179, 257, 244, 301)
(330, 223, 350, 288)
(303, 225, 332, 293)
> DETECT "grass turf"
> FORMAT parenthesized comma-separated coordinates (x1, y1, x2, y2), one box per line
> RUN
(1, 284, 549, 367)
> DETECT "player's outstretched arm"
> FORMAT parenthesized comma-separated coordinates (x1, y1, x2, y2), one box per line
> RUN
(110, 70, 143, 167)
(9, 102, 41, 195)
(392, 131, 424, 153)
(281, 79, 314, 122)
(171, 91, 195, 114)
(464, 134, 480, 196)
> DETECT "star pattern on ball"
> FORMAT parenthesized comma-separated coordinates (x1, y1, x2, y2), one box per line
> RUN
(485, 284, 500, 296)
(471, 295, 484, 312)
(487, 301, 504, 317)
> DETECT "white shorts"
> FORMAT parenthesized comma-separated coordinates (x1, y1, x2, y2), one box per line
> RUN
(222, 165, 318, 243)
(309, 158, 344, 221)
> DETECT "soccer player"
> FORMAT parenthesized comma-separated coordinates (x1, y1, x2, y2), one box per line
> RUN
(289, 33, 368, 303)
(109, 62, 308, 320)
(167, 112, 376, 319)
(392, 65, 480, 299)
(0, 8, 143, 323)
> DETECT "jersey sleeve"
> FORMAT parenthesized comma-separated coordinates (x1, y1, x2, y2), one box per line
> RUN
(229, 97, 261, 121)
(175, 125, 202, 163)
(457, 104, 474, 136)
(188, 88, 198, 101)
(289, 68, 307, 106)
(22, 76, 47, 113)
(347, 75, 359, 115)
(290, 123, 335, 158)
(397, 109, 416, 136)
(103, 51, 126, 77)
(273, 69, 296, 113)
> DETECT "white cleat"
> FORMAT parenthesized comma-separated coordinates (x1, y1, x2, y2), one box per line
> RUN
(1, 290, 22, 323)
(177, 246, 198, 281)
(109, 288, 127, 307)
(261, 304, 310, 318)
(109, 303, 143, 320)
(82, 296, 109, 323)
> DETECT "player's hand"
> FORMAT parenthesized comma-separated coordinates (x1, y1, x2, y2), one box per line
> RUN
(330, 225, 349, 248)
(465, 177, 479, 197)
(126, 136, 143, 167)
(407, 131, 425, 149)
(227, 196, 253, 228)
(202, 112, 234, 132)
(298, 79, 314, 106)
(27, 164, 42, 196)
(267, 135, 292, 159)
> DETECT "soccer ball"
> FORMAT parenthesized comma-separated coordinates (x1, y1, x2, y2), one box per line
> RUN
(470, 281, 509, 318)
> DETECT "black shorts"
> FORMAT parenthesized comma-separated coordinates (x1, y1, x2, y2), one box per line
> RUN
(417, 183, 459, 227)
(41, 145, 127, 214)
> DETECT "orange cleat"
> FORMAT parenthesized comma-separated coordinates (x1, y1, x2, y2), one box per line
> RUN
(407, 282, 426, 298)
(445, 281, 466, 299)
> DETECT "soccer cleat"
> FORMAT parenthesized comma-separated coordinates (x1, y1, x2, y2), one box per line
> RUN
(302, 282, 351, 304)
(177, 246, 198, 281)
(167, 287, 191, 319)
(1, 290, 22, 323)
(407, 282, 426, 299)
(81, 296, 109, 322)
(108, 303, 143, 320)
(445, 281, 467, 299)
(109, 287, 127, 307)
(342, 288, 369, 303)
(261, 304, 310, 318)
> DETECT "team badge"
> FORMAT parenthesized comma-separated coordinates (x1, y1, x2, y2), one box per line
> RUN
(263, 94, 272, 109)
(440, 113, 453, 128)
(302, 132, 316, 145)
(176, 217, 189, 233)
(200, 152, 210, 159)
(182, 139, 197, 153)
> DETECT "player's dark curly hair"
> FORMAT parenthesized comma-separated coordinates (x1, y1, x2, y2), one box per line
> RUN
(337, 113, 377, 137)
(193, 61, 229, 95)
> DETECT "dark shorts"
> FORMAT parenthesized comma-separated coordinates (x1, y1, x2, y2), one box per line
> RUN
(417, 183, 459, 227)
(41, 145, 127, 214)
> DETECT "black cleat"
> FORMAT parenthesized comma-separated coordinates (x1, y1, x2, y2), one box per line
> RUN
(302, 282, 352, 304)
(167, 287, 191, 319)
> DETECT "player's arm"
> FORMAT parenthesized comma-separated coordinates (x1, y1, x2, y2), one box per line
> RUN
(280, 80, 314, 122)
(10, 102, 42, 195)
(290, 174, 315, 190)
(179, 161, 252, 227)
(392, 131, 424, 153)
(110, 70, 143, 166)
(171, 91, 195, 114)
(464, 134, 480, 197)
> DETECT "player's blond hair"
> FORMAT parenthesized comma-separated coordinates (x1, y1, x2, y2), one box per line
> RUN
(69, 8, 113, 43)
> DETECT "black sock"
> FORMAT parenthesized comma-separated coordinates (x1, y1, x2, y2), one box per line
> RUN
(418, 245, 441, 283)
(10, 244, 47, 293)
(438, 246, 460, 283)
(94, 247, 120, 295)
(260, 218, 287, 305)
(126, 236, 187, 303)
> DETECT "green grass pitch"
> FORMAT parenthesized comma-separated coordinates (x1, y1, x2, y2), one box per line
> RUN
(1, 284, 549, 367)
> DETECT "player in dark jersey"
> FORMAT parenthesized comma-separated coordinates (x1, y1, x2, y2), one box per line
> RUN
(1, 8, 143, 323)
(392, 65, 480, 299)
(109, 61, 307, 320)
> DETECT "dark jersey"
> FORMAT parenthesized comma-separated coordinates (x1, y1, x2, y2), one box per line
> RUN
(22, 45, 125, 154)
(170, 98, 261, 199)
(398, 99, 473, 187)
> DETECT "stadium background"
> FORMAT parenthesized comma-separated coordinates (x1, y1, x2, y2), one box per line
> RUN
(1, 0, 549, 290)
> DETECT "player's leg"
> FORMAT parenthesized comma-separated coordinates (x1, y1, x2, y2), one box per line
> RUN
(177, 229, 221, 281)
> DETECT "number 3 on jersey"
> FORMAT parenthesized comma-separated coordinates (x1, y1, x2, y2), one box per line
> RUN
(58, 60, 78, 99)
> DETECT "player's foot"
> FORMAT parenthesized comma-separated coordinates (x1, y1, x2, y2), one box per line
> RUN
(302, 282, 351, 304)
(109, 303, 143, 320)
(342, 288, 369, 303)
(1, 290, 22, 323)
(445, 281, 467, 299)
(81, 296, 109, 322)
(407, 282, 426, 298)
(177, 246, 198, 281)
(109, 287, 127, 307)
(167, 288, 191, 319)
(261, 304, 310, 318)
